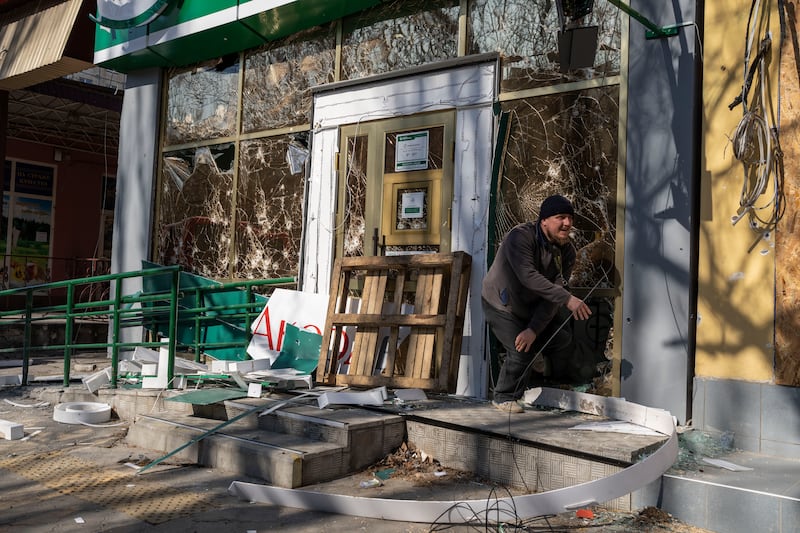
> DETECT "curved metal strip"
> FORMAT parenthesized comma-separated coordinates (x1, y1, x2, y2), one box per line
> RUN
(228, 387, 677, 523)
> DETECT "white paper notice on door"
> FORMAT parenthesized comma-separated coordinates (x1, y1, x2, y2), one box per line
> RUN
(401, 191, 425, 219)
(395, 131, 429, 172)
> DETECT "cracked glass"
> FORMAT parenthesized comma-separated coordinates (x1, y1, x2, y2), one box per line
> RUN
(165, 59, 240, 146)
(243, 24, 336, 133)
(342, 0, 460, 81)
(342, 135, 368, 258)
(157, 144, 235, 279)
(469, 0, 621, 91)
(495, 88, 620, 387)
(235, 136, 306, 279)
(497, 88, 619, 290)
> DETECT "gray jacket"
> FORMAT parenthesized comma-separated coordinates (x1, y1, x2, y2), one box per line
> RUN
(481, 221, 576, 335)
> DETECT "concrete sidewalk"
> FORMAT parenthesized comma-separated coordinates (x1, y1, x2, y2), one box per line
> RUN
(0, 381, 715, 533)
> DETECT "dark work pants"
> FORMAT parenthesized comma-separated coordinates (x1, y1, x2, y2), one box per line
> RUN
(482, 298, 573, 403)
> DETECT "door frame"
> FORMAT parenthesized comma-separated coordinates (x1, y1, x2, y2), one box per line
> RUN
(304, 56, 497, 398)
(335, 110, 456, 260)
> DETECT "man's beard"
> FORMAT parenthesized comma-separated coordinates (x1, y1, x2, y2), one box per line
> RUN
(552, 233, 570, 245)
(545, 227, 571, 246)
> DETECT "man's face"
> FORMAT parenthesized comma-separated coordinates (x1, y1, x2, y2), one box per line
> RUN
(540, 213, 573, 245)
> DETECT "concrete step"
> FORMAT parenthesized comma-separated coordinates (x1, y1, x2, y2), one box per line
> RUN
(126, 413, 345, 487)
(244, 400, 406, 471)
(124, 397, 406, 488)
(636, 450, 800, 533)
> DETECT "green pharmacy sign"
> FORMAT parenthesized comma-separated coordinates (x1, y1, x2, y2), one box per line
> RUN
(91, 0, 179, 29)
(93, 0, 382, 72)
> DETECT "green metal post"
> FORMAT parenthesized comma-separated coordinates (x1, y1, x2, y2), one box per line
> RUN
(167, 269, 179, 389)
(193, 286, 202, 358)
(487, 110, 511, 390)
(488, 109, 510, 268)
(604, 0, 679, 39)
(111, 276, 123, 388)
(63, 283, 75, 388)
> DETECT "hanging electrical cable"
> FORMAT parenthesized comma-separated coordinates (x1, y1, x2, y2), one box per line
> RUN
(728, 0, 785, 240)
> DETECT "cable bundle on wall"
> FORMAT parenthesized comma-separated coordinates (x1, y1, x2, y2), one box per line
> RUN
(728, 0, 785, 241)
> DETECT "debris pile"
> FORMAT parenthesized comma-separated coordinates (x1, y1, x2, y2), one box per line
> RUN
(671, 428, 734, 472)
(364, 441, 473, 486)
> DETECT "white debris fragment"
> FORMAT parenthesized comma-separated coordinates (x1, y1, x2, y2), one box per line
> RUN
(569, 420, 664, 436)
(701, 457, 754, 471)
(0, 375, 22, 386)
(247, 383, 262, 398)
(317, 387, 388, 408)
(20, 429, 42, 441)
(394, 389, 427, 402)
(0, 419, 24, 440)
(82, 367, 112, 393)
(3, 399, 48, 408)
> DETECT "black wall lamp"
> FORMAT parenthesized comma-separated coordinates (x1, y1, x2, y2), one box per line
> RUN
(556, 0, 680, 72)
(556, 0, 599, 72)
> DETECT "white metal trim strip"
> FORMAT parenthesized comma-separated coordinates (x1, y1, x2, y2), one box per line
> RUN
(93, 34, 149, 63)
(238, 0, 297, 19)
(147, 6, 239, 47)
(228, 387, 678, 523)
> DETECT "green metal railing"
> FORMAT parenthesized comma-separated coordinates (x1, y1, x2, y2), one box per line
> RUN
(0, 265, 295, 388)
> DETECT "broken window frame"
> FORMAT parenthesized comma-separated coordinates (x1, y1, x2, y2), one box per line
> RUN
(153, 1, 625, 293)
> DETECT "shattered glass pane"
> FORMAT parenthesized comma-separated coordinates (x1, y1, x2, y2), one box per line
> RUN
(165, 58, 240, 146)
(342, 135, 368, 257)
(469, 0, 621, 91)
(156, 144, 235, 279)
(235, 136, 305, 279)
(497, 88, 619, 289)
(243, 24, 336, 133)
(342, 0, 460, 81)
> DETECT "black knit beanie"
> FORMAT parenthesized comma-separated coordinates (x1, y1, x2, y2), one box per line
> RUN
(538, 194, 575, 220)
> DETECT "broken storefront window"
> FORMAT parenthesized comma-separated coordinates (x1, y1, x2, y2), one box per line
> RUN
(498, 89, 619, 289)
(242, 24, 336, 133)
(235, 137, 305, 280)
(342, 135, 368, 258)
(469, 0, 621, 91)
(158, 144, 235, 280)
(496, 89, 620, 385)
(156, 137, 305, 281)
(165, 58, 240, 146)
(341, 0, 460, 81)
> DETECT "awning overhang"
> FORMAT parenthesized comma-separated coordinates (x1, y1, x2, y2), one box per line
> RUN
(0, 0, 96, 91)
(94, 0, 383, 73)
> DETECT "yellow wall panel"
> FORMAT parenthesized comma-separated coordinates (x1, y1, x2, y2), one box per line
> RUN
(697, 0, 779, 382)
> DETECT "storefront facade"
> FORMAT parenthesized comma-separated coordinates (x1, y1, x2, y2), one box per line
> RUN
(97, 0, 751, 444)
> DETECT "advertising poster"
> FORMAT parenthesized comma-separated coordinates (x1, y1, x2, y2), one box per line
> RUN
(2, 162, 54, 288)
(8, 196, 52, 287)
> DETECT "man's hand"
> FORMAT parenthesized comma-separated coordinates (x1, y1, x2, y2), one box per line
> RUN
(566, 295, 592, 320)
(515, 328, 537, 352)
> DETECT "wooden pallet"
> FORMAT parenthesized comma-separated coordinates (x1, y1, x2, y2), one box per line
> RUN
(316, 252, 472, 393)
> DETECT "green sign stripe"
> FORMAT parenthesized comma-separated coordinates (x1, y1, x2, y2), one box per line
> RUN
(94, 0, 383, 71)
(93, 0, 176, 29)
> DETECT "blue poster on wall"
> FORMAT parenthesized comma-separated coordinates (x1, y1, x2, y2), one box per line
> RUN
(14, 162, 54, 196)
